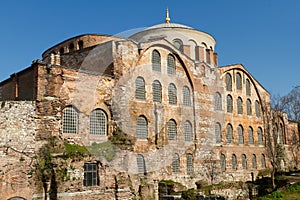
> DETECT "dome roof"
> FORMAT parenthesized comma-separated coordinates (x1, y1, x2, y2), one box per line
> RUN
(146, 23, 194, 30)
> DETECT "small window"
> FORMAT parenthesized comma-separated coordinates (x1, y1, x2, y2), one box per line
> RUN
(62, 106, 78, 134)
(59, 47, 65, 54)
(215, 92, 222, 111)
(167, 54, 176, 74)
(255, 100, 261, 117)
(246, 99, 252, 116)
(238, 125, 244, 144)
(252, 154, 257, 169)
(257, 127, 263, 145)
(215, 122, 222, 143)
(237, 97, 243, 114)
(83, 163, 98, 186)
(172, 154, 180, 172)
(248, 126, 254, 144)
(168, 119, 177, 141)
(78, 40, 84, 50)
(168, 83, 177, 104)
(236, 72, 242, 90)
(173, 39, 183, 52)
(90, 109, 107, 135)
(232, 154, 237, 170)
(186, 154, 193, 173)
(227, 95, 233, 113)
(226, 124, 233, 144)
(220, 154, 226, 171)
(226, 73, 232, 91)
(152, 50, 161, 72)
(183, 86, 191, 106)
(152, 80, 162, 103)
(261, 154, 266, 168)
(69, 43, 75, 52)
(246, 79, 251, 96)
(137, 154, 146, 175)
(184, 121, 193, 141)
(136, 116, 148, 139)
(135, 77, 146, 100)
(242, 154, 247, 169)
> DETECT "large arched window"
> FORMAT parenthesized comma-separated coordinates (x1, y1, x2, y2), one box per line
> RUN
(220, 154, 226, 171)
(238, 125, 244, 144)
(167, 54, 176, 74)
(227, 95, 233, 113)
(135, 76, 145, 100)
(252, 154, 257, 169)
(152, 50, 161, 71)
(137, 154, 146, 175)
(172, 154, 180, 172)
(242, 154, 247, 169)
(255, 100, 261, 117)
(183, 86, 191, 106)
(215, 122, 222, 143)
(184, 121, 193, 141)
(215, 92, 222, 111)
(186, 154, 193, 173)
(226, 124, 233, 143)
(237, 97, 243, 114)
(232, 154, 237, 170)
(90, 109, 107, 135)
(168, 119, 177, 141)
(136, 115, 148, 139)
(257, 127, 263, 145)
(261, 154, 266, 168)
(248, 126, 254, 144)
(152, 80, 162, 103)
(62, 106, 78, 134)
(168, 83, 177, 104)
(236, 72, 242, 90)
(226, 73, 232, 91)
(246, 99, 252, 116)
(246, 79, 251, 96)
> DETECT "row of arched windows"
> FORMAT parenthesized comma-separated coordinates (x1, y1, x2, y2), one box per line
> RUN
(225, 72, 251, 95)
(62, 106, 107, 135)
(215, 123, 263, 145)
(135, 76, 192, 106)
(220, 153, 266, 171)
(172, 153, 193, 173)
(152, 50, 176, 74)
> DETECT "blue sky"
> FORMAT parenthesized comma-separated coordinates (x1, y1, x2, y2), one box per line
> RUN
(0, 1, 299, 95)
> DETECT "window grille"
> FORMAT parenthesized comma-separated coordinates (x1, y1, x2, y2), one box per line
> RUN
(261, 154, 266, 168)
(136, 116, 148, 139)
(220, 154, 226, 171)
(135, 77, 145, 100)
(257, 127, 263, 145)
(238, 125, 244, 144)
(167, 54, 176, 74)
(137, 154, 146, 175)
(232, 154, 237, 170)
(172, 154, 180, 172)
(152, 50, 161, 71)
(255, 100, 261, 117)
(90, 109, 107, 135)
(242, 154, 247, 169)
(246, 99, 252, 116)
(83, 163, 98, 186)
(226, 73, 232, 91)
(252, 154, 257, 169)
(215, 122, 222, 143)
(152, 80, 162, 103)
(246, 79, 251, 96)
(215, 92, 222, 110)
(183, 86, 191, 106)
(227, 95, 233, 113)
(168, 119, 177, 141)
(226, 124, 233, 143)
(236, 72, 242, 90)
(168, 83, 177, 104)
(62, 106, 78, 134)
(186, 154, 193, 173)
(248, 127, 254, 144)
(184, 121, 193, 141)
(237, 97, 243, 114)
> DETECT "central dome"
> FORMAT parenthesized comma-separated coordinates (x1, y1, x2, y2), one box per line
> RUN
(146, 22, 194, 30)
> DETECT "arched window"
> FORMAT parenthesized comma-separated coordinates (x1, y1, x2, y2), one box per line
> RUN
(278, 124, 283, 144)
(137, 154, 146, 175)
(184, 121, 193, 141)
(136, 116, 148, 139)
(252, 154, 257, 169)
(69, 43, 75, 52)
(242, 154, 247, 169)
(237, 97, 243, 114)
(172, 154, 180, 172)
(183, 86, 191, 106)
(173, 39, 183, 52)
(135, 76, 145, 100)
(215, 92, 222, 110)
(258, 127, 263, 145)
(168, 119, 177, 141)
(226, 73, 232, 91)
(226, 124, 233, 143)
(90, 109, 107, 135)
(238, 125, 244, 144)
(232, 154, 237, 170)
(152, 50, 161, 71)
(236, 72, 242, 90)
(227, 95, 233, 113)
(220, 154, 226, 171)
(167, 54, 176, 74)
(168, 83, 177, 104)
(59, 47, 65, 54)
(186, 154, 193, 173)
(152, 80, 162, 103)
(255, 100, 260, 117)
(246, 99, 252, 116)
(78, 40, 84, 50)
(215, 122, 222, 143)
(261, 154, 266, 168)
(248, 126, 254, 144)
(62, 106, 78, 134)
(246, 79, 251, 96)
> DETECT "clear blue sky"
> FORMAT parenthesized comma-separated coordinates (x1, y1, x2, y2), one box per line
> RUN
(0, 0, 299, 95)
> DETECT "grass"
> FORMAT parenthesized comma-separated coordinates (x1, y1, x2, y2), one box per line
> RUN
(86, 141, 115, 161)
